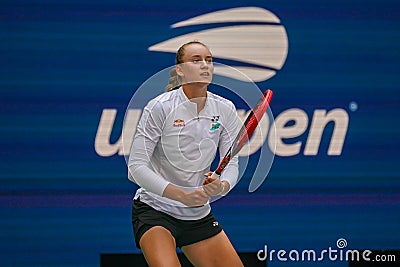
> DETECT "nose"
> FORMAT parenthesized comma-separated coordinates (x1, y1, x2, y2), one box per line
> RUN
(200, 59, 209, 68)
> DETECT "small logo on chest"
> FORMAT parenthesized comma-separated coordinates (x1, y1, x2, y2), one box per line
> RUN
(210, 122, 221, 130)
(173, 119, 185, 127)
(210, 115, 221, 130)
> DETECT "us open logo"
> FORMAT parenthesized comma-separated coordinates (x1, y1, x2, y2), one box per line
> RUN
(149, 6, 288, 83)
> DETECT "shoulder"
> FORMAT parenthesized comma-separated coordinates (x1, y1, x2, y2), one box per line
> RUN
(207, 91, 237, 111)
(144, 89, 179, 113)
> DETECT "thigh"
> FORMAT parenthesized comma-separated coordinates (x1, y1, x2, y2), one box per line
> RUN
(181, 230, 243, 267)
(140, 226, 181, 267)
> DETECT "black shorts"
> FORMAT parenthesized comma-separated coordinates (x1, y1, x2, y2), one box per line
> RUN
(131, 198, 223, 249)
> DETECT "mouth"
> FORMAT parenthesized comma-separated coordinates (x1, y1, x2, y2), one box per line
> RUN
(200, 72, 210, 77)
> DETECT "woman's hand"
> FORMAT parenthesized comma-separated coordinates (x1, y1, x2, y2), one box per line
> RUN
(163, 183, 210, 207)
(180, 189, 210, 207)
(202, 171, 230, 196)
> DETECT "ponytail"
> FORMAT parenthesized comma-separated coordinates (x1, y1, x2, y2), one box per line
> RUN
(165, 67, 182, 92)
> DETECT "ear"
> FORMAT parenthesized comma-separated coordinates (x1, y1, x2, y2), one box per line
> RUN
(175, 65, 184, 78)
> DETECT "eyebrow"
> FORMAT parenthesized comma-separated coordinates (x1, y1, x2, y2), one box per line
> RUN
(191, 54, 212, 58)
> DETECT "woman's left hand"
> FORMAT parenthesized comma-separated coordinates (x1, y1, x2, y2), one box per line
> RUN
(202, 171, 226, 196)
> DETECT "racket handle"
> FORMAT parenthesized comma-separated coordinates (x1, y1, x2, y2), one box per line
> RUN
(211, 171, 220, 179)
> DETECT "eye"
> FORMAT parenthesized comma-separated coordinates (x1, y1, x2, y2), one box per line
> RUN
(193, 59, 200, 64)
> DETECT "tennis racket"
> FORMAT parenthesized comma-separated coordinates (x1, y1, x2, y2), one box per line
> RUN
(211, 89, 273, 179)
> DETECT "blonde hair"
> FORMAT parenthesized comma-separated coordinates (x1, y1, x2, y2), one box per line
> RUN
(165, 68, 182, 92)
(165, 41, 210, 92)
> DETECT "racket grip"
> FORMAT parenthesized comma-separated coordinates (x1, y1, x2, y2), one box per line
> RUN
(211, 171, 220, 179)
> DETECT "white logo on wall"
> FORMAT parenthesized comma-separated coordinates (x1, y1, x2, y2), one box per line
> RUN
(149, 7, 288, 82)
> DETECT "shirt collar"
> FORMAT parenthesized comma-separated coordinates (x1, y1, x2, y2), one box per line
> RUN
(177, 86, 210, 110)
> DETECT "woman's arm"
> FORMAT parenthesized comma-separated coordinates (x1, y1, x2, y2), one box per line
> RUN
(128, 99, 169, 196)
(128, 99, 210, 206)
(202, 101, 239, 196)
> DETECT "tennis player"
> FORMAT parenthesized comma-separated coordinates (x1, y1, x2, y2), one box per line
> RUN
(128, 41, 244, 267)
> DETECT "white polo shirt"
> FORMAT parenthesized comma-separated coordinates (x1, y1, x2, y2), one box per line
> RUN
(128, 87, 239, 220)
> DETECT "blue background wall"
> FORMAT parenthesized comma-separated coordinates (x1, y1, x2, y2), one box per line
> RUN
(1, 0, 399, 266)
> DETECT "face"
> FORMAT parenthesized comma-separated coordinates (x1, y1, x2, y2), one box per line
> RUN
(176, 43, 214, 86)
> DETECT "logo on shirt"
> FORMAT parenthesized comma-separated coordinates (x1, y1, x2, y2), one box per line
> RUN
(210, 122, 221, 130)
(210, 116, 221, 130)
(211, 116, 220, 122)
(173, 119, 185, 127)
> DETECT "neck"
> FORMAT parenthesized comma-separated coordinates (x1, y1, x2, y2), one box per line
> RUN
(182, 83, 207, 114)
(182, 83, 207, 99)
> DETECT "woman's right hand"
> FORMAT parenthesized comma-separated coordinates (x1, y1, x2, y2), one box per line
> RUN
(180, 188, 210, 207)
(163, 183, 210, 207)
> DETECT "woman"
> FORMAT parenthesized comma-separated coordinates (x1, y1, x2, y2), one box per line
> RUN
(128, 41, 244, 267)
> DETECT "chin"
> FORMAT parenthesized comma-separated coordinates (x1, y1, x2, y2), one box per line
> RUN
(200, 77, 212, 84)
(186, 80, 211, 87)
